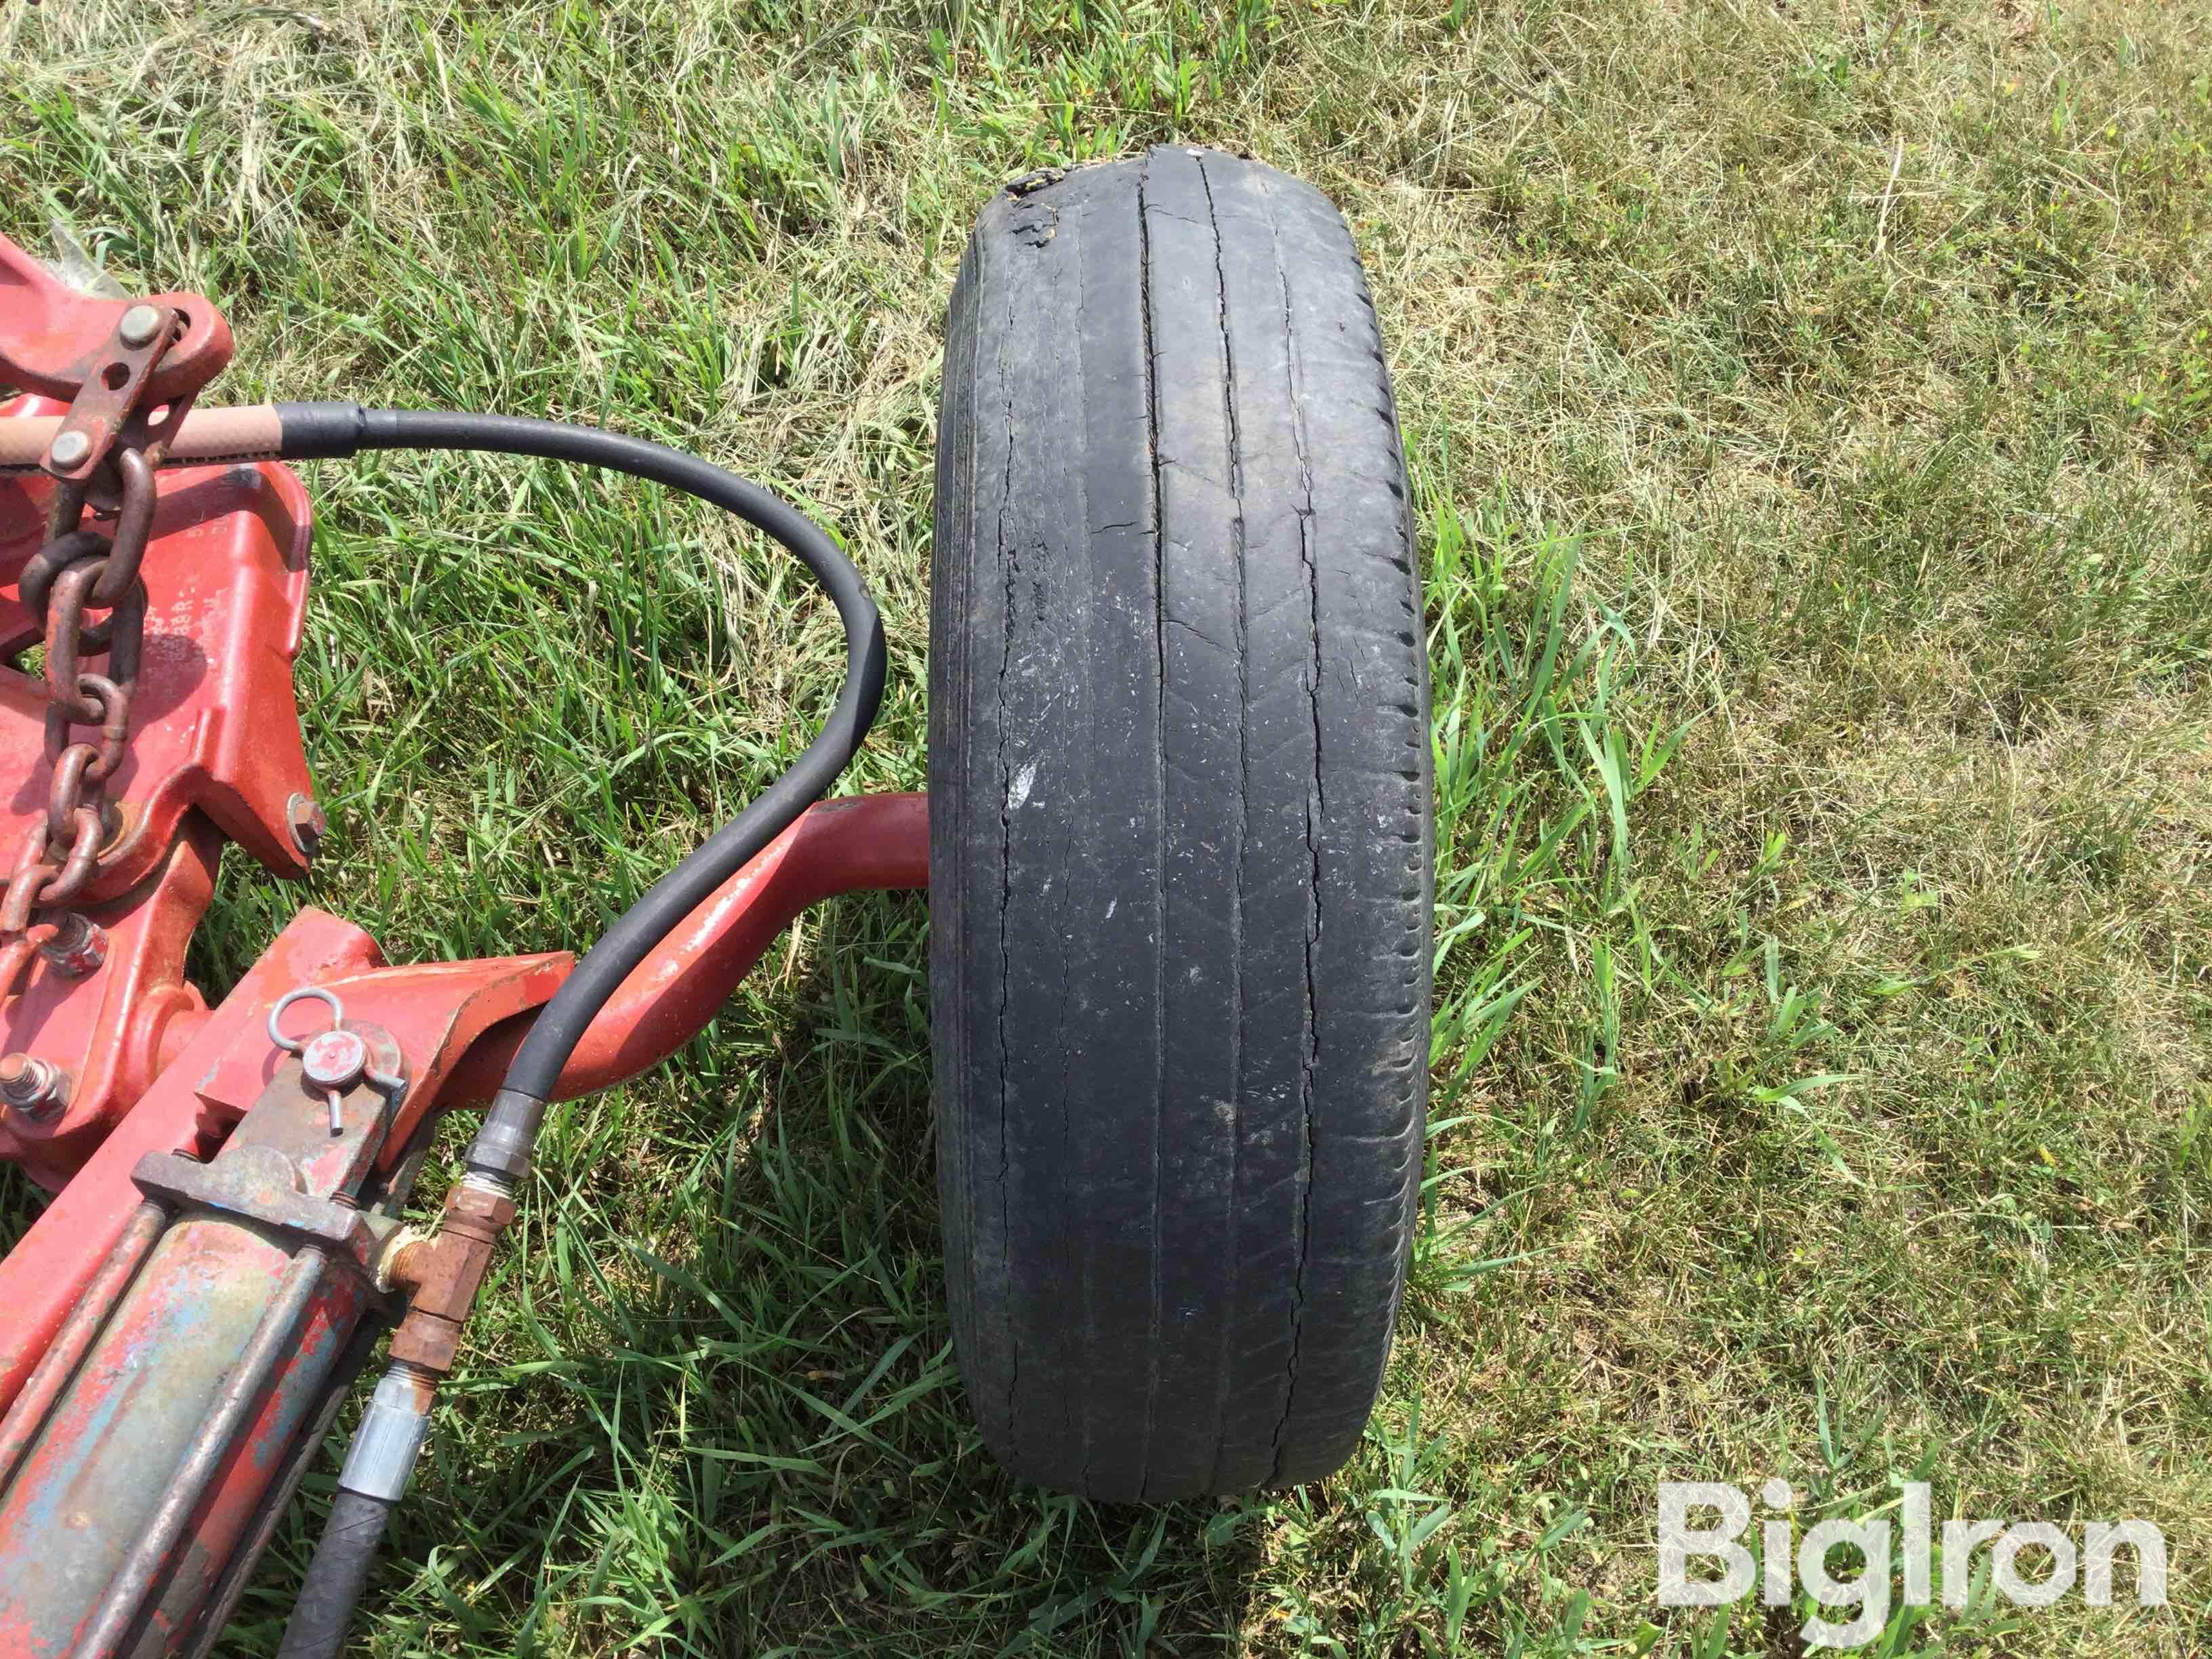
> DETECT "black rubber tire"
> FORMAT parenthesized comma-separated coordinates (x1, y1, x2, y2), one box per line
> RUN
(928, 145, 1432, 1501)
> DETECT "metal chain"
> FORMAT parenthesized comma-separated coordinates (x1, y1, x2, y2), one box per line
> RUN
(0, 448, 152, 997)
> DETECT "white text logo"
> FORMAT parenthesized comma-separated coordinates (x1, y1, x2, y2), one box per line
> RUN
(1656, 1479, 2167, 1649)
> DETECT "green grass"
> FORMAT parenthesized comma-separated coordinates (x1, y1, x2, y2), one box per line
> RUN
(3, 1, 2209, 1654)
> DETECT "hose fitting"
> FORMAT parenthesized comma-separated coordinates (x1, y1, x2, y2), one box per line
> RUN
(384, 1173, 518, 1375)
(336, 1366, 436, 1503)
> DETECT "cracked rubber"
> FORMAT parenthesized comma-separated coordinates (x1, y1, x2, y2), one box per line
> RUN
(928, 146, 1433, 1500)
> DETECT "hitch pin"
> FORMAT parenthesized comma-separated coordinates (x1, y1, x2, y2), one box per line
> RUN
(270, 985, 404, 1136)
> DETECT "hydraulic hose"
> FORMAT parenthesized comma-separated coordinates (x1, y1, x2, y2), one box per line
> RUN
(265, 403, 885, 1659)
(271, 1492, 394, 1659)
(273, 403, 886, 1169)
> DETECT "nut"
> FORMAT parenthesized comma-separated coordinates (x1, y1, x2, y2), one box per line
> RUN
(39, 912, 108, 979)
(286, 793, 327, 859)
(0, 1053, 70, 1120)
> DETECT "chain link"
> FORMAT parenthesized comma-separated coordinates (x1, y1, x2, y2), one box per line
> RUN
(0, 448, 152, 996)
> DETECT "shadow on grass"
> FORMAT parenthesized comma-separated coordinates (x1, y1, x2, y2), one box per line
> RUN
(208, 886, 1283, 1656)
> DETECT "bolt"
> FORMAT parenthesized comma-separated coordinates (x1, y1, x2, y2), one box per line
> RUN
(48, 429, 91, 470)
(285, 800, 327, 862)
(118, 304, 164, 349)
(0, 1053, 70, 1120)
(286, 793, 327, 859)
(39, 912, 108, 979)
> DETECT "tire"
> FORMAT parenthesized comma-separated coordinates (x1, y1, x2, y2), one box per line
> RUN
(928, 145, 1432, 1501)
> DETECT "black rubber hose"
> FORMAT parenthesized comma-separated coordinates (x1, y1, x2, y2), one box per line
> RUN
(272, 1490, 394, 1659)
(267, 404, 883, 1659)
(275, 404, 886, 1171)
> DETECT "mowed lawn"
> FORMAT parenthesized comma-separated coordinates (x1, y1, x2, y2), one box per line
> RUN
(4, 1, 2208, 1654)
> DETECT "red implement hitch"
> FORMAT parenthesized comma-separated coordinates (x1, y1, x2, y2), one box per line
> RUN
(0, 239, 922, 1658)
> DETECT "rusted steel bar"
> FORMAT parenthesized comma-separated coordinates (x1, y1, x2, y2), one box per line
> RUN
(0, 1200, 165, 1493)
(66, 1247, 328, 1659)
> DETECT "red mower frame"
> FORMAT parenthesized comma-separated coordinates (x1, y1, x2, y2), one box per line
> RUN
(0, 240, 924, 1658)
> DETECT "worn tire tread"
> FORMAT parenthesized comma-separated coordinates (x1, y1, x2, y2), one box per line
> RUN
(930, 145, 1432, 1500)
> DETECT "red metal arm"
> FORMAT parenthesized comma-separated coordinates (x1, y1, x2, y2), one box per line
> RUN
(449, 791, 928, 1103)
(0, 794, 927, 1414)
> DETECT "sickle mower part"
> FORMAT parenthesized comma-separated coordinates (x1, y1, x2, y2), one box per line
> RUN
(0, 144, 1435, 1657)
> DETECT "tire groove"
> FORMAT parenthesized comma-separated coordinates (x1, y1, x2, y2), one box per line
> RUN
(1258, 166, 1324, 1488)
(1136, 148, 1166, 1493)
(991, 265, 1021, 1442)
(1063, 192, 1092, 1494)
(1195, 150, 1248, 1496)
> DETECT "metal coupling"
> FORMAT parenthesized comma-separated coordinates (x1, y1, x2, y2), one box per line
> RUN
(373, 1224, 428, 1294)
(335, 1366, 437, 1503)
(385, 1174, 519, 1375)
(465, 1088, 548, 1182)
(462, 1169, 516, 1202)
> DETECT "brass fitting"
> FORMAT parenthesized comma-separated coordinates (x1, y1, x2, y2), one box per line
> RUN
(385, 1176, 517, 1376)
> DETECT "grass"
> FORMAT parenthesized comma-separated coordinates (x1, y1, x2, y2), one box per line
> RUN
(3, 0, 2208, 1654)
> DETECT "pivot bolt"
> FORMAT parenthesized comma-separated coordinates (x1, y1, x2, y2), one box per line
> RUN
(0, 1054, 70, 1120)
(270, 983, 352, 1134)
(268, 983, 405, 1136)
(118, 304, 165, 349)
(287, 794, 327, 860)
(39, 912, 108, 979)
(48, 430, 91, 470)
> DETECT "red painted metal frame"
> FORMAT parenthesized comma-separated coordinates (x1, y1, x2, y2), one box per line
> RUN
(0, 238, 928, 1655)
(0, 790, 925, 1465)
(0, 242, 233, 411)
(0, 389, 319, 1187)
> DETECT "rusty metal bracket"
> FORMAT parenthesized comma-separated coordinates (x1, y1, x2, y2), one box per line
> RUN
(130, 1147, 387, 1281)
(0, 239, 232, 412)
(39, 302, 179, 483)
